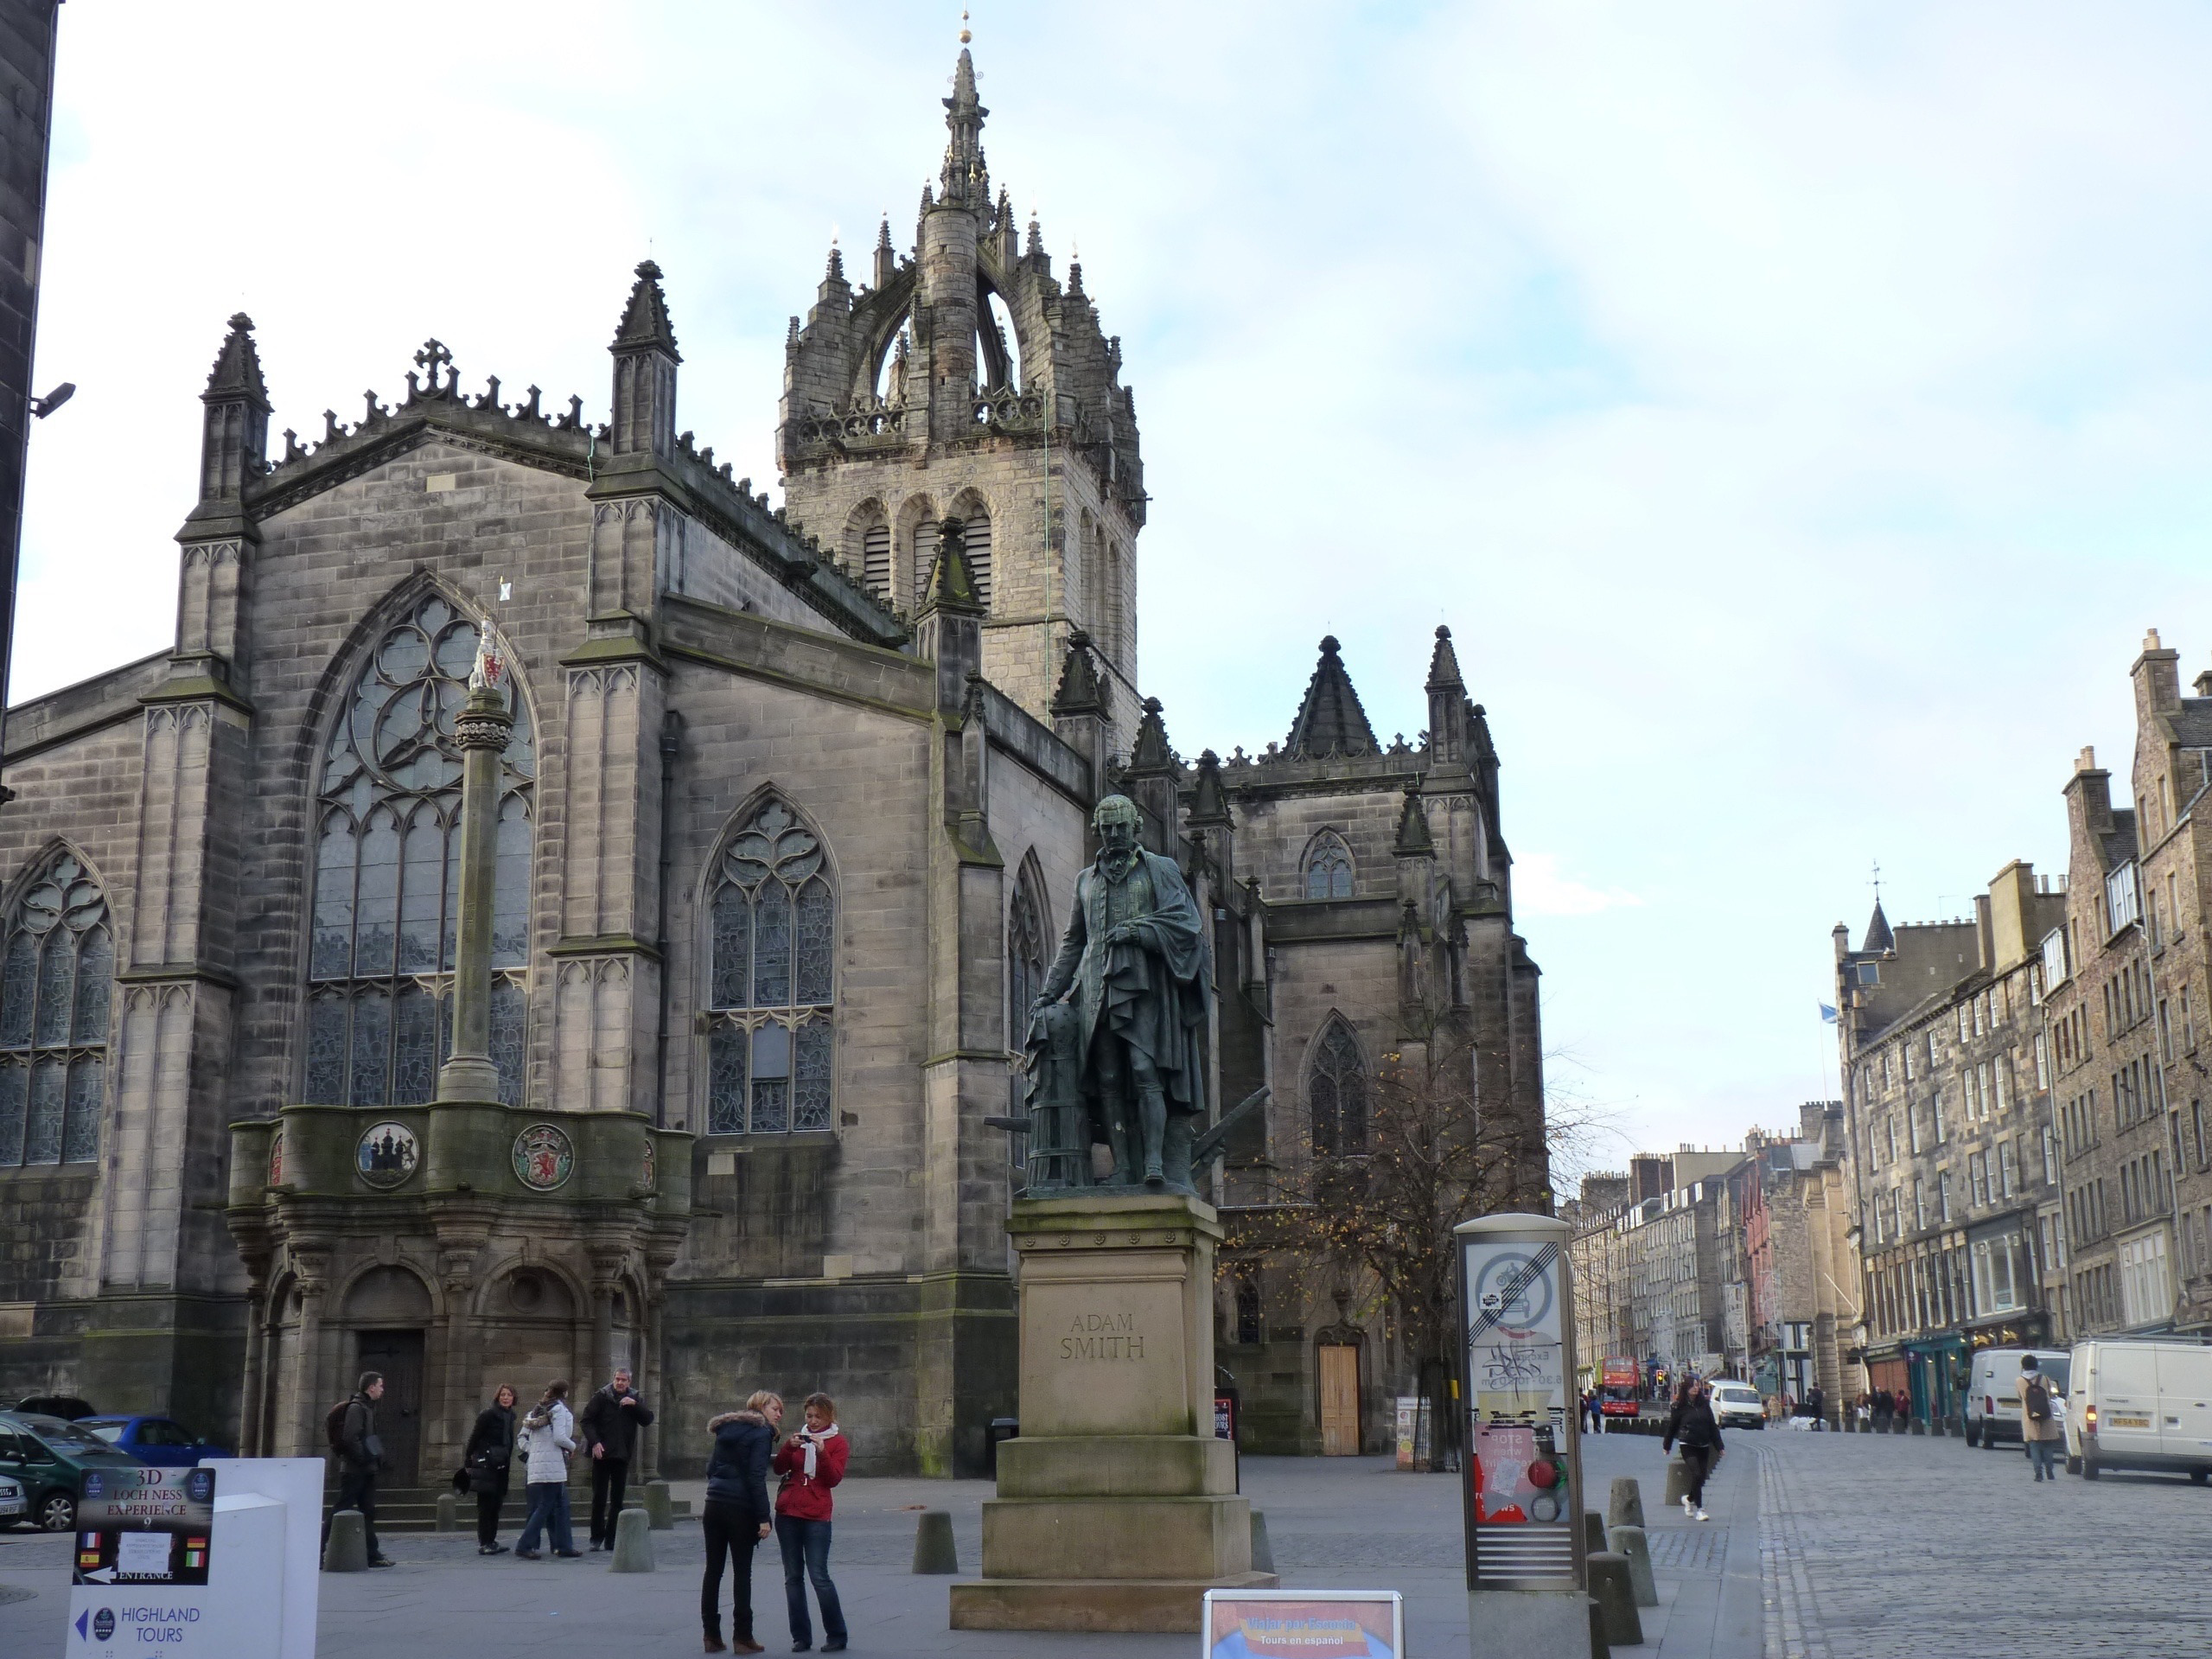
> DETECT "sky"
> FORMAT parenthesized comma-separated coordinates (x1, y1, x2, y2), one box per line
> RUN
(22, 2, 2212, 1181)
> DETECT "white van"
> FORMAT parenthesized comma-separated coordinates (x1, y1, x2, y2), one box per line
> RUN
(1965, 1348, 2069, 1448)
(1707, 1381, 1765, 1431)
(2066, 1338, 2212, 1482)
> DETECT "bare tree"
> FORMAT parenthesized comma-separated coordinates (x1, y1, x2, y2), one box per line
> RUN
(1222, 1018, 1616, 1466)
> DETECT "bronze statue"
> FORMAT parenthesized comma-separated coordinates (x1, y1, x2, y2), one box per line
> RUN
(1027, 794, 1211, 1192)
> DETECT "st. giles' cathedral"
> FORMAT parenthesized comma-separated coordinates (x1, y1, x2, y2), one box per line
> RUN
(0, 40, 1546, 1481)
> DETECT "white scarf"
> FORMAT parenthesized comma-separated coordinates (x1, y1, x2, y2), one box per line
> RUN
(801, 1423, 840, 1478)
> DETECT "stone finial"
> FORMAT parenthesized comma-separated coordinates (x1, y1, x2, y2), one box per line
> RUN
(875, 214, 897, 286)
(919, 516, 985, 616)
(1426, 622, 1463, 690)
(1025, 213, 1043, 259)
(202, 312, 271, 408)
(1127, 696, 1176, 774)
(1394, 783, 1434, 858)
(1284, 635, 1379, 760)
(611, 258, 682, 361)
(1188, 750, 1231, 827)
(1050, 628, 1102, 715)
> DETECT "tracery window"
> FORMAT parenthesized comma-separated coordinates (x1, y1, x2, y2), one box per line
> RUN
(705, 799, 834, 1135)
(0, 852, 110, 1166)
(305, 595, 533, 1107)
(1308, 1017, 1367, 1157)
(1304, 832, 1355, 901)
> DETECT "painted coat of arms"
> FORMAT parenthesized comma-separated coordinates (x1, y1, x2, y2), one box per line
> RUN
(513, 1123, 575, 1191)
(356, 1121, 419, 1189)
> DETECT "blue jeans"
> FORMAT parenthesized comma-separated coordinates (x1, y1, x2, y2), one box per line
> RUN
(776, 1515, 845, 1645)
(517, 1481, 573, 1554)
(2028, 1437, 2057, 1479)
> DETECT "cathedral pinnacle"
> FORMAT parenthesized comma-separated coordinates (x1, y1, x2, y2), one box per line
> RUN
(940, 45, 989, 207)
(611, 258, 681, 362)
(203, 312, 271, 409)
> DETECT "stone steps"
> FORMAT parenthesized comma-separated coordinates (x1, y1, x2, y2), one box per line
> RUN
(321, 1481, 691, 1534)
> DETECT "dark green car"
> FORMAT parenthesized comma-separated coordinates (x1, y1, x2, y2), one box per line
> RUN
(0, 1411, 142, 1531)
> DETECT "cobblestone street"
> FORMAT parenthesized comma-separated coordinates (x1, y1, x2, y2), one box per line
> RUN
(1756, 1427, 2212, 1658)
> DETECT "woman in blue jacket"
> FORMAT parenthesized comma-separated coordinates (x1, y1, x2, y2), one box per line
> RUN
(701, 1389, 780, 1654)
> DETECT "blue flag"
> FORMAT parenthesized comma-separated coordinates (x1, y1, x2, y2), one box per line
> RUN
(1819, 1002, 1838, 1024)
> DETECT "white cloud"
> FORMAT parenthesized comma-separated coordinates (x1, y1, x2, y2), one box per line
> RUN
(1513, 852, 1645, 919)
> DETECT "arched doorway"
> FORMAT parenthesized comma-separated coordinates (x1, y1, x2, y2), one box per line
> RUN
(342, 1266, 433, 1484)
(1316, 1330, 1362, 1456)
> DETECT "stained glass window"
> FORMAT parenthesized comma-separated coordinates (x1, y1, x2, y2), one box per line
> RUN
(304, 594, 534, 1107)
(0, 851, 111, 1166)
(1304, 833, 1354, 901)
(1308, 1018, 1367, 1157)
(704, 798, 833, 1134)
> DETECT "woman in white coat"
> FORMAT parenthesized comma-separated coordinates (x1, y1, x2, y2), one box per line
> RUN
(513, 1380, 582, 1559)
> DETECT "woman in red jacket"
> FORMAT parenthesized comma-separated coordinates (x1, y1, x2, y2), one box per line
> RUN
(772, 1392, 848, 1653)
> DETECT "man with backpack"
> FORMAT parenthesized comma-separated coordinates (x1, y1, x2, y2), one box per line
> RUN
(323, 1372, 396, 1567)
(2018, 1354, 2062, 1482)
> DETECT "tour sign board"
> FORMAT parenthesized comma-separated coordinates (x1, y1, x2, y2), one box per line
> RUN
(1456, 1212, 1585, 1598)
(1202, 1589, 1404, 1659)
(73, 1465, 216, 1587)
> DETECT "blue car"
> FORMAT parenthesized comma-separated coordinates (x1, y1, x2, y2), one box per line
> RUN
(76, 1416, 227, 1467)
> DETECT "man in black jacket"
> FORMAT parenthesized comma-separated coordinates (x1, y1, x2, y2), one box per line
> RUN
(579, 1367, 655, 1550)
(327, 1372, 396, 1567)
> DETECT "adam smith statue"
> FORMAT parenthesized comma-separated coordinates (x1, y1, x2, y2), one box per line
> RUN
(1031, 794, 1212, 1192)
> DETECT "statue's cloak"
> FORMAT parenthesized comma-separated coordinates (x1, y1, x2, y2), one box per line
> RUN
(1040, 846, 1211, 1119)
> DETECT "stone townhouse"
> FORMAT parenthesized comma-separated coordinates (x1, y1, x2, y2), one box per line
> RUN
(2047, 632, 2212, 1346)
(1739, 1109, 1856, 1413)
(0, 41, 1550, 1480)
(1834, 862, 2067, 1426)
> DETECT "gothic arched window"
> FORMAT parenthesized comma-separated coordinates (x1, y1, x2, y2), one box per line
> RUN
(1304, 832, 1355, 901)
(705, 798, 834, 1135)
(1308, 1018, 1367, 1157)
(0, 851, 110, 1166)
(959, 507, 992, 609)
(304, 594, 534, 1108)
(1007, 863, 1049, 1049)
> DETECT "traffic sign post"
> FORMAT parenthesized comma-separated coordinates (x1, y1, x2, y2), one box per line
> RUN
(1456, 1211, 1587, 1657)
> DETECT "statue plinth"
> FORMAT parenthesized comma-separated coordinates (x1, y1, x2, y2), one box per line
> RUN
(948, 1191, 1278, 1633)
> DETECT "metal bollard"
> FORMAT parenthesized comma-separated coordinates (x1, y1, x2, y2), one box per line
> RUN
(1606, 1476, 1645, 1530)
(911, 1509, 959, 1574)
(322, 1508, 367, 1573)
(1608, 1524, 1658, 1607)
(609, 1507, 654, 1573)
(1588, 1552, 1643, 1647)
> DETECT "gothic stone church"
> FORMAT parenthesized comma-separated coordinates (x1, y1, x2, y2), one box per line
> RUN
(0, 48, 1546, 1478)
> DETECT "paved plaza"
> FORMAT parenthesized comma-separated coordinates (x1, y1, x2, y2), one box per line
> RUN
(3, 1429, 2202, 1656)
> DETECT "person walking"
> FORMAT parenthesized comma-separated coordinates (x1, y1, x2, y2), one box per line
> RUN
(1873, 1388, 1894, 1429)
(463, 1384, 519, 1554)
(513, 1380, 582, 1560)
(2018, 1355, 2062, 1483)
(702, 1389, 778, 1654)
(324, 1371, 396, 1568)
(1661, 1378, 1725, 1522)
(773, 1392, 849, 1653)
(1807, 1384, 1826, 1431)
(580, 1365, 657, 1551)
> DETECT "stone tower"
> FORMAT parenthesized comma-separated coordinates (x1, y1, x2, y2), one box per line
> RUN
(777, 41, 1145, 733)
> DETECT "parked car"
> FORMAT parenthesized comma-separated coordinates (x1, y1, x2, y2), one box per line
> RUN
(13, 1394, 95, 1421)
(2065, 1339, 2212, 1482)
(0, 1411, 141, 1531)
(1965, 1348, 2070, 1448)
(1708, 1381, 1767, 1430)
(76, 1416, 228, 1467)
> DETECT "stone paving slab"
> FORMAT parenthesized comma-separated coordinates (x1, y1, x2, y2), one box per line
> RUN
(0, 1446, 1765, 1657)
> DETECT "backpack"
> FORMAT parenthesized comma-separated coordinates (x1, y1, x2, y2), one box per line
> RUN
(2024, 1376, 2051, 1422)
(326, 1399, 352, 1452)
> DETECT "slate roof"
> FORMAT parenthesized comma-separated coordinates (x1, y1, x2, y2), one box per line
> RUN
(1860, 900, 1895, 954)
(1284, 635, 1380, 760)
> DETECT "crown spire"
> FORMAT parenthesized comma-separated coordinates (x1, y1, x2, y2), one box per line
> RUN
(940, 43, 989, 207)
